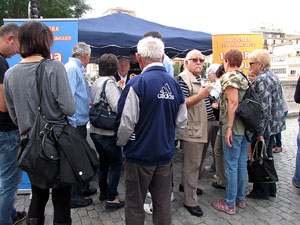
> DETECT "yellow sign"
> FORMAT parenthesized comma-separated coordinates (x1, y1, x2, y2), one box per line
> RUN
(212, 34, 263, 72)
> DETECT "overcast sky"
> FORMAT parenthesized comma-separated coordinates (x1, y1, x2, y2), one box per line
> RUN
(83, 0, 300, 35)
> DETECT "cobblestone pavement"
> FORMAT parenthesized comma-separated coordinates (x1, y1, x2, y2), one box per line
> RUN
(15, 117, 300, 225)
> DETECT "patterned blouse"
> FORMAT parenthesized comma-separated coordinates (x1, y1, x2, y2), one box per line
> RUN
(253, 69, 286, 136)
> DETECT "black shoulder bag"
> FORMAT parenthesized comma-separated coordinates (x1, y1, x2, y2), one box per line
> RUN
(16, 59, 62, 181)
(89, 79, 117, 130)
(235, 71, 262, 141)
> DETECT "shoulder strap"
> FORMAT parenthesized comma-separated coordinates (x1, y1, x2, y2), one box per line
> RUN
(36, 58, 47, 109)
(236, 70, 252, 88)
(100, 79, 111, 100)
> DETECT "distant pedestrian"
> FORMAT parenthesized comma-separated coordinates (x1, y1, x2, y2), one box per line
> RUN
(116, 36, 187, 225)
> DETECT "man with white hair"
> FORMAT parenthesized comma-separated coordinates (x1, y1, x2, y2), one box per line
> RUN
(177, 49, 212, 217)
(65, 42, 96, 208)
(115, 37, 187, 225)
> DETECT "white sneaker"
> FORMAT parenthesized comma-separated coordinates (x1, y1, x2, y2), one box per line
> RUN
(170, 192, 175, 202)
(146, 192, 152, 198)
(144, 203, 153, 214)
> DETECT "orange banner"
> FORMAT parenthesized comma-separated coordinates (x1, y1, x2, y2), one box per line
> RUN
(212, 34, 263, 73)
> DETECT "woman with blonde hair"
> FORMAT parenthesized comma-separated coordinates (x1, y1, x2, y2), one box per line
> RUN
(246, 49, 285, 200)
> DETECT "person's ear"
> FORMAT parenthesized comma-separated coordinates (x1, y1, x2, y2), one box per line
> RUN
(161, 54, 165, 63)
(6, 34, 14, 45)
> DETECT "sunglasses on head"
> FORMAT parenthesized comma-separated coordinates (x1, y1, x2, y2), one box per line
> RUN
(188, 58, 205, 63)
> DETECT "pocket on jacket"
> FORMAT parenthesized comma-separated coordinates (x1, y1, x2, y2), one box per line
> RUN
(187, 122, 203, 138)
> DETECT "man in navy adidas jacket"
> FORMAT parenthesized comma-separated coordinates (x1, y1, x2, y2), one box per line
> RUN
(116, 36, 187, 225)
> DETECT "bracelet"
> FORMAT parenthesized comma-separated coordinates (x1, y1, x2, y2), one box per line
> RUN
(226, 125, 232, 129)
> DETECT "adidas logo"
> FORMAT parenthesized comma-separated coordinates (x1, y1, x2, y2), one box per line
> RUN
(157, 83, 174, 100)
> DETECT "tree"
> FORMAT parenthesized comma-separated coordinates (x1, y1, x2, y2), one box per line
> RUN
(0, 0, 91, 26)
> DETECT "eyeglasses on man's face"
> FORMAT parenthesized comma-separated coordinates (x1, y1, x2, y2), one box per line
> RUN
(188, 58, 205, 63)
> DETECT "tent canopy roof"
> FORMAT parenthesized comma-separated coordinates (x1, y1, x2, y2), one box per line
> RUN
(78, 13, 212, 61)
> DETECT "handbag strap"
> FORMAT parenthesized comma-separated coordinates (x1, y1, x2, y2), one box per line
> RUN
(236, 70, 253, 88)
(36, 58, 48, 110)
(252, 139, 266, 159)
(100, 79, 110, 100)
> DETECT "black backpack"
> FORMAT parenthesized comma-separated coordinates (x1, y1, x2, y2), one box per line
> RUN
(235, 71, 262, 141)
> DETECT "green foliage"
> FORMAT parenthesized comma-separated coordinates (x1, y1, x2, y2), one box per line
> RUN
(0, 0, 91, 26)
(173, 63, 181, 77)
(201, 62, 210, 78)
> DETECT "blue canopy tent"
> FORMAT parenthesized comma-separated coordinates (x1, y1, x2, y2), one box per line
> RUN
(78, 13, 212, 62)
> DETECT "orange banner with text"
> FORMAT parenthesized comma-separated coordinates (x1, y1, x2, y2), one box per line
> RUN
(212, 34, 263, 73)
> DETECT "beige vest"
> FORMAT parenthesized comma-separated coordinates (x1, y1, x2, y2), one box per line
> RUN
(179, 70, 208, 143)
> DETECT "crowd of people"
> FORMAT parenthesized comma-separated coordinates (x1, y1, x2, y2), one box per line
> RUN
(0, 20, 298, 225)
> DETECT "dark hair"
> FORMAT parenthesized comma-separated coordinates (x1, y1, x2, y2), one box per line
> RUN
(19, 21, 53, 58)
(0, 23, 19, 38)
(143, 30, 162, 40)
(224, 49, 243, 68)
(98, 54, 119, 79)
(216, 63, 225, 78)
(129, 50, 136, 55)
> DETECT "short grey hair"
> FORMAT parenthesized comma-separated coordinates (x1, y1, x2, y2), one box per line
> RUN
(0, 23, 19, 38)
(72, 42, 91, 58)
(137, 37, 164, 60)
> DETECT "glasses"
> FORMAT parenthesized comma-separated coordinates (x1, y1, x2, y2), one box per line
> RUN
(249, 61, 259, 66)
(188, 58, 205, 63)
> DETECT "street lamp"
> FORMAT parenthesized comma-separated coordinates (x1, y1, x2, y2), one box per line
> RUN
(31, 0, 39, 18)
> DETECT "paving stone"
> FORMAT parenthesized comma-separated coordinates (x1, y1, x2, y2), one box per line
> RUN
(14, 117, 300, 224)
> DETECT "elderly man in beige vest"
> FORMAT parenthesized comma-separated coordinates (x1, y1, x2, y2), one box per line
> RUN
(178, 49, 212, 217)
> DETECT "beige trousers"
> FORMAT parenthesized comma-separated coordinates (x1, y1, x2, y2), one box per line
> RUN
(181, 141, 206, 206)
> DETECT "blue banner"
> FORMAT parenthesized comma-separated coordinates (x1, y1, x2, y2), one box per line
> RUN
(4, 19, 78, 66)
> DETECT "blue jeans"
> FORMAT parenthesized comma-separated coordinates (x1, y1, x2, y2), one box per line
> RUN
(293, 125, 300, 186)
(0, 130, 22, 225)
(222, 134, 251, 206)
(90, 133, 122, 201)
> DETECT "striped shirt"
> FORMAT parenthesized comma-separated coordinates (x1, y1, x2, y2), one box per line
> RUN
(178, 75, 214, 120)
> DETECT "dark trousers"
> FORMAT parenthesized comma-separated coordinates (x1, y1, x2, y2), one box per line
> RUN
(90, 133, 122, 201)
(124, 161, 172, 225)
(252, 135, 277, 196)
(71, 125, 90, 202)
(28, 184, 71, 223)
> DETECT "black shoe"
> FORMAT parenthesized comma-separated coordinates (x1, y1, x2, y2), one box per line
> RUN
(105, 201, 125, 210)
(184, 204, 203, 217)
(99, 193, 107, 201)
(13, 211, 27, 225)
(179, 184, 203, 195)
(212, 181, 226, 190)
(71, 198, 93, 208)
(246, 191, 269, 200)
(83, 188, 97, 196)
